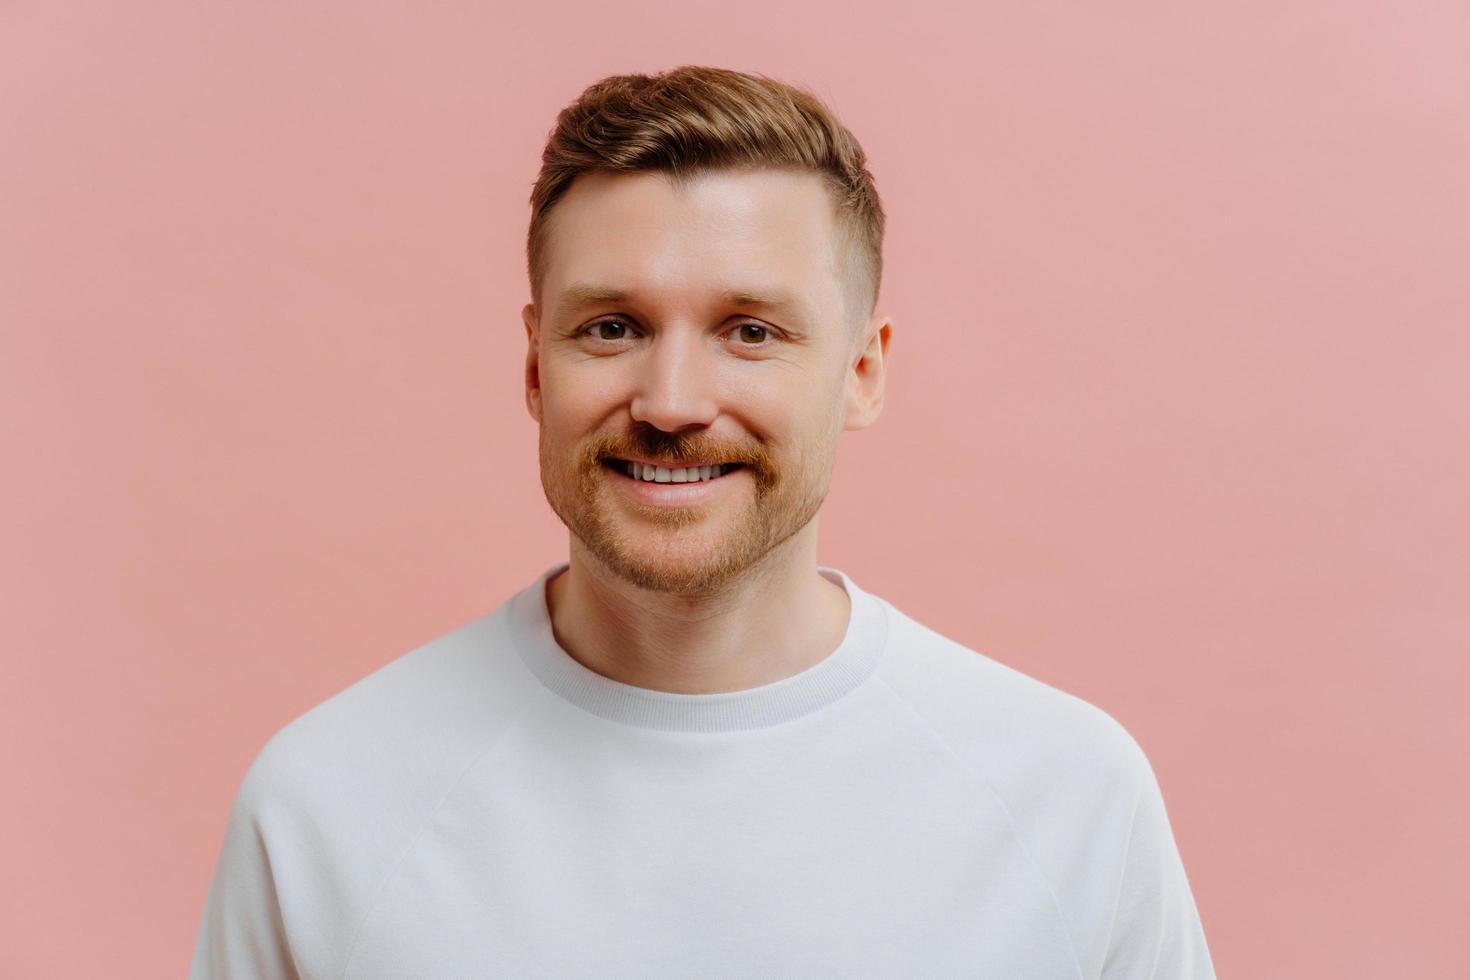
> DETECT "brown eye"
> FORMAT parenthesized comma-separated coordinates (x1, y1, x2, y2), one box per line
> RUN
(589, 320, 627, 340)
(737, 323, 769, 344)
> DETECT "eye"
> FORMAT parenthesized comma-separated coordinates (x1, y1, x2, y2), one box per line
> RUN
(581, 318, 637, 342)
(732, 322, 773, 345)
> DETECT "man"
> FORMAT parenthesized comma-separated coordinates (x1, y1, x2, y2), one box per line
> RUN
(192, 66, 1215, 977)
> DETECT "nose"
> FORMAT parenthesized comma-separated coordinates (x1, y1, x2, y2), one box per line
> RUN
(628, 329, 720, 433)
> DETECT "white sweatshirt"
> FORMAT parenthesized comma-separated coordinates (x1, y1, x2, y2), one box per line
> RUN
(191, 563, 1215, 978)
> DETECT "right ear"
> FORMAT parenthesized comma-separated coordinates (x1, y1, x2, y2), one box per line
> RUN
(522, 302, 542, 424)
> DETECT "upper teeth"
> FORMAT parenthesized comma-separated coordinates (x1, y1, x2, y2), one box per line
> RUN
(625, 461, 726, 483)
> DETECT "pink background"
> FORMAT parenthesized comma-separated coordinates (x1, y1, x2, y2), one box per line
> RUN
(4, 2, 1467, 976)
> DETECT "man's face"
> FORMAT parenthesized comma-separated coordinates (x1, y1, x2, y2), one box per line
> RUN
(523, 167, 887, 596)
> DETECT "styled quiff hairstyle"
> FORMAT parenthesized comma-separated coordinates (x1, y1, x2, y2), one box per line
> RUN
(527, 65, 885, 321)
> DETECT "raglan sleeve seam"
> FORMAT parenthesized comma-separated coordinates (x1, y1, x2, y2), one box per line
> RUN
(872, 675, 1089, 980)
(1095, 776, 1147, 977)
(335, 686, 552, 978)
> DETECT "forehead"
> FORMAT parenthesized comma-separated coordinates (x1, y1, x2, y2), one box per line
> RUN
(540, 168, 846, 320)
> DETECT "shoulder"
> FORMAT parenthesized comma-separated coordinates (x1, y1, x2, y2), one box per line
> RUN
(872, 597, 1154, 809)
(201, 602, 548, 975)
(860, 590, 1215, 977)
(870, 594, 1169, 964)
(209, 607, 545, 971)
(234, 604, 541, 835)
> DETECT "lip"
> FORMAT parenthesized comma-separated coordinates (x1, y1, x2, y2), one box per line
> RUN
(602, 459, 745, 507)
(616, 455, 733, 469)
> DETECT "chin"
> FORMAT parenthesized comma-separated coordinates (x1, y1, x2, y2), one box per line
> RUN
(590, 529, 763, 596)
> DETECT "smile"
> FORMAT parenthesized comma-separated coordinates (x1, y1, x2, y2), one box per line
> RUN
(603, 459, 746, 484)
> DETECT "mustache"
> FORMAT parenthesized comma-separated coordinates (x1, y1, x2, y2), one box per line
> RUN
(589, 424, 770, 471)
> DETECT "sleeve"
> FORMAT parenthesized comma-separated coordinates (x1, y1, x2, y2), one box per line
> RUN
(189, 765, 300, 980)
(1100, 759, 1216, 979)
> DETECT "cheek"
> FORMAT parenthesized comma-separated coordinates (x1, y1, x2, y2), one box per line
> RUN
(541, 364, 623, 430)
(735, 361, 822, 413)
(776, 373, 845, 433)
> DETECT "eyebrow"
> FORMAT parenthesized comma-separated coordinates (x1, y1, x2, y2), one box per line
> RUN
(552, 283, 808, 323)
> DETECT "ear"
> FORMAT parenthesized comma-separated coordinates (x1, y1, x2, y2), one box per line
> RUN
(522, 302, 543, 424)
(844, 313, 893, 431)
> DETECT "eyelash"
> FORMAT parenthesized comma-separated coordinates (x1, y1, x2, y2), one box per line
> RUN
(579, 317, 778, 348)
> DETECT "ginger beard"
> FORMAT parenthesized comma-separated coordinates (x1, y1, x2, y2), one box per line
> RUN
(538, 417, 840, 597)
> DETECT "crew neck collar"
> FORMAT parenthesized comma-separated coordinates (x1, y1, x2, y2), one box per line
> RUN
(506, 562, 889, 733)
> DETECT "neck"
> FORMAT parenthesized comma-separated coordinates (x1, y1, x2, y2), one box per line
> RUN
(545, 523, 851, 695)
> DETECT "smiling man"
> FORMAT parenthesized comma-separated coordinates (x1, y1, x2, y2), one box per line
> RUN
(527, 164, 872, 694)
(192, 66, 1215, 977)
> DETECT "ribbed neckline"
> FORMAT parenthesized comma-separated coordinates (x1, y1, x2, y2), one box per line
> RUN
(506, 562, 889, 733)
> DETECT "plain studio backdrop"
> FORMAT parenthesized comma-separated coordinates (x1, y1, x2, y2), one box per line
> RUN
(3, 2, 1466, 976)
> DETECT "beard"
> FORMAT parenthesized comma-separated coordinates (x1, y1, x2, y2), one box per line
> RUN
(538, 420, 835, 597)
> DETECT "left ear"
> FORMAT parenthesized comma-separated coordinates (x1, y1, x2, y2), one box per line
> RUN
(844, 313, 893, 431)
(522, 302, 543, 424)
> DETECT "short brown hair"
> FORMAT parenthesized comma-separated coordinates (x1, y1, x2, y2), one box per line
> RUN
(527, 65, 885, 322)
